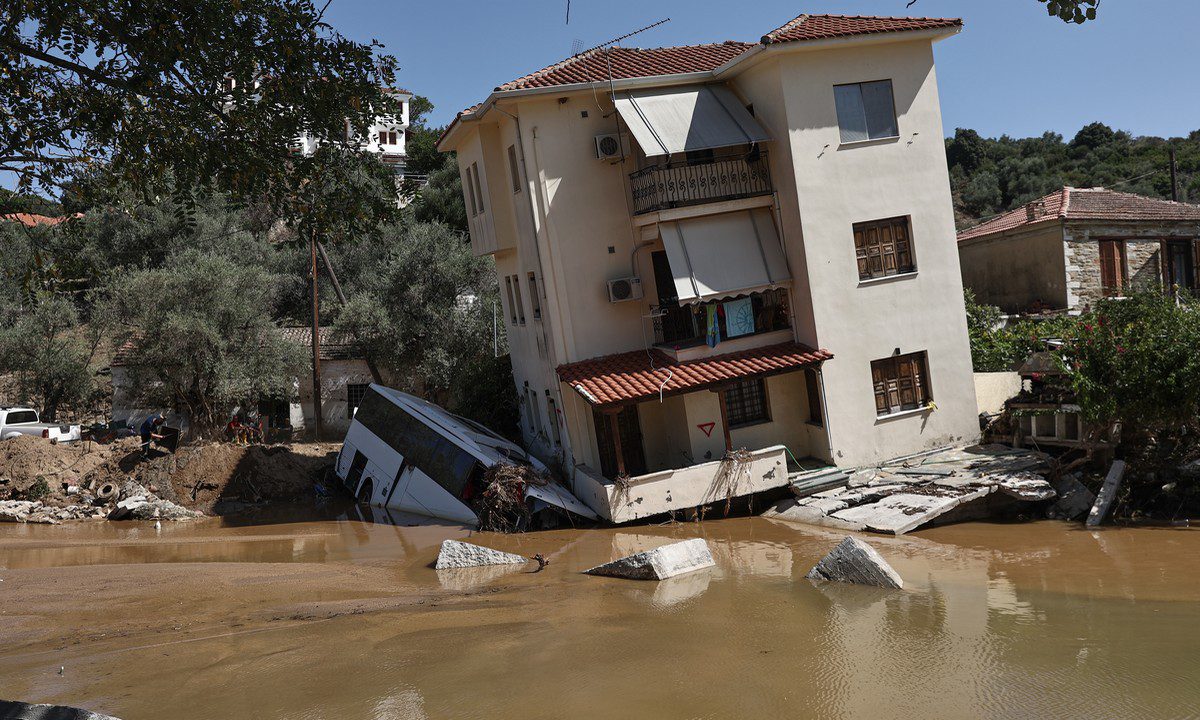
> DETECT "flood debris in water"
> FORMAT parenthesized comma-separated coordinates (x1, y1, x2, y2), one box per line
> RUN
(1087, 460, 1126, 527)
(434, 539, 528, 570)
(583, 538, 715, 581)
(766, 444, 1057, 535)
(0, 699, 121, 719)
(1048, 472, 1096, 521)
(806, 536, 903, 589)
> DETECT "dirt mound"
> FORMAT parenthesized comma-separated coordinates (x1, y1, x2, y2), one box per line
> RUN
(162, 443, 338, 512)
(0, 435, 143, 503)
(0, 436, 339, 516)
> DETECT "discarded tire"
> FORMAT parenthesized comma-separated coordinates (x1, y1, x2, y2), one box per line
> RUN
(94, 482, 118, 501)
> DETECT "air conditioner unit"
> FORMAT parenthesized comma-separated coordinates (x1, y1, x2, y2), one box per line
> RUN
(594, 133, 623, 160)
(607, 276, 643, 303)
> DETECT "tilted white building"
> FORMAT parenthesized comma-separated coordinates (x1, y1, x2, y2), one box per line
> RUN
(438, 13, 980, 523)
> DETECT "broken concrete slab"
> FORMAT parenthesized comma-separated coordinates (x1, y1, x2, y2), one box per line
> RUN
(583, 538, 715, 581)
(1087, 460, 1126, 528)
(1047, 474, 1096, 521)
(108, 496, 200, 521)
(763, 445, 1058, 536)
(434, 539, 528, 570)
(806, 536, 903, 589)
(0, 699, 121, 719)
(830, 488, 994, 535)
(0, 500, 40, 522)
(763, 498, 866, 532)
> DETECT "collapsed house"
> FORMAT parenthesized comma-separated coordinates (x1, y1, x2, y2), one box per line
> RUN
(437, 13, 983, 523)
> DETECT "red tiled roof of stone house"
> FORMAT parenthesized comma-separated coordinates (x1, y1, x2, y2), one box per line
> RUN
(113, 327, 364, 367)
(557, 342, 832, 407)
(1, 213, 81, 227)
(957, 187, 1200, 242)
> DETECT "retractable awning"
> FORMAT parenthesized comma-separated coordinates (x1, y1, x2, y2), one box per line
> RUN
(659, 207, 790, 305)
(614, 84, 770, 158)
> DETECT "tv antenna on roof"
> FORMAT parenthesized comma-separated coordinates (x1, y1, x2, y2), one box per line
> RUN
(580, 17, 671, 55)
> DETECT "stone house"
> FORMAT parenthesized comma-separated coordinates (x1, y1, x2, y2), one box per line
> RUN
(958, 187, 1200, 313)
(437, 13, 981, 522)
(111, 327, 377, 439)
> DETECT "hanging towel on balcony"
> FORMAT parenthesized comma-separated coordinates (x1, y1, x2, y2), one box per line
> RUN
(706, 304, 721, 348)
(614, 84, 771, 158)
(660, 207, 791, 305)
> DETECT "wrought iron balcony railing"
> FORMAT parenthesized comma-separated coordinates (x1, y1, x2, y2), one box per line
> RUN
(629, 152, 773, 215)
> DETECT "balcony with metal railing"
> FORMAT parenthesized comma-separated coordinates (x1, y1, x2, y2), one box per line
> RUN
(629, 151, 773, 215)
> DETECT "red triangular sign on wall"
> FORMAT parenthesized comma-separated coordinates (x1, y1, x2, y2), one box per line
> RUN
(697, 422, 716, 437)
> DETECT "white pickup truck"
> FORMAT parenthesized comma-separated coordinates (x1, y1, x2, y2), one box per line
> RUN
(0, 407, 82, 443)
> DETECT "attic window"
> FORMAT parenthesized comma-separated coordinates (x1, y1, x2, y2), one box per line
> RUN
(834, 80, 898, 143)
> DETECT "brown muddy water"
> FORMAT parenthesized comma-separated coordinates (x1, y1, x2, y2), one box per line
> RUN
(1, 509, 1198, 720)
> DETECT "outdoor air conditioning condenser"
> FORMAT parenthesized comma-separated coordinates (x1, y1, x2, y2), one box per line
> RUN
(606, 277, 643, 303)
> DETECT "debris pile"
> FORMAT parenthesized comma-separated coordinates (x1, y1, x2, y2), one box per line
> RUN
(473, 463, 550, 533)
(806, 536, 903, 589)
(0, 434, 337, 523)
(767, 445, 1057, 535)
(584, 538, 715, 580)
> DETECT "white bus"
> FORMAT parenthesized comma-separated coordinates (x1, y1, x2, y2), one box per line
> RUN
(334, 384, 597, 526)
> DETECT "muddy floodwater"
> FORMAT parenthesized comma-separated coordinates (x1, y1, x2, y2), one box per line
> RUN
(1, 510, 1198, 720)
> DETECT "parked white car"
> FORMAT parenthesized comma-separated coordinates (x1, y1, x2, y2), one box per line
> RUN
(0, 407, 82, 443)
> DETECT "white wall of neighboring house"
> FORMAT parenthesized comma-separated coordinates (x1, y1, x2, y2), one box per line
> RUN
(442, 25, 980, 512)
(293, 359, 376, 437)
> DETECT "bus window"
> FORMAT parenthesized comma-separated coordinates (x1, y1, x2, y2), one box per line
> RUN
(425, 437, 482, 498)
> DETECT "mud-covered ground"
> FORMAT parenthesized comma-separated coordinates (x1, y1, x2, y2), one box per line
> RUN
(0, 436, 339, 518)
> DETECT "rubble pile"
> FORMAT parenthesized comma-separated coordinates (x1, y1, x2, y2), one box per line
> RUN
(767, 445, 1057, 535)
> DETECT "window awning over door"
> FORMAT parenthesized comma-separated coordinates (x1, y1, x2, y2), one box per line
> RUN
(614, 84, 771, 158)
(659, 207, 790, 304)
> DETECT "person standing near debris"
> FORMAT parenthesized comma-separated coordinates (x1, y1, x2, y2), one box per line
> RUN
(139, 413, 166, 455)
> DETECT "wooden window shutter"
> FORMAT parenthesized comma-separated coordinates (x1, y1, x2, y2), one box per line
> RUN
(1099, 241, 1117, 296)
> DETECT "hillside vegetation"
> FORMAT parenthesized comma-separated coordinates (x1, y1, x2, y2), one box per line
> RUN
(947, 123, 1200, 230)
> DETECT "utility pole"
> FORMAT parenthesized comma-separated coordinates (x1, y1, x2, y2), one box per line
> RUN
(309, 229, 324, 441)
(1169, 147, 1179, 202)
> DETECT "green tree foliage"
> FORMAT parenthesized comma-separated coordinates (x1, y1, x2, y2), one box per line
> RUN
(95, 249, 305, 433)
(963, 289, 1072, 373)
(0, 0, 398, 227)
(948, 123, 1200, 229)
(0, 292, 97, 421)
(409, 154, 468, 233)
(1060, 293, 1200, 434)
(1039, 0, 1099, 23)
(333, 222, 517, 436)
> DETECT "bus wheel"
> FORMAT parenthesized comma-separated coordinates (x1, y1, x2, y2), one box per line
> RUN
(356, 479, 374, 504)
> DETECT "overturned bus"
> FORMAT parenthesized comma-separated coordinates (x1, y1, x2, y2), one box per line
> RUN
(335, 384, 597, 526)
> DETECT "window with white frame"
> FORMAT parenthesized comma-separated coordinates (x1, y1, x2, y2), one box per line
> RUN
(834, 80, 898, 143)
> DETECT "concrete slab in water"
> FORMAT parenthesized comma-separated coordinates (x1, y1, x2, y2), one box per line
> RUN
(583, 538, 715, 580)
(434, 539, 528, 570)
(806, 536, 903, 589)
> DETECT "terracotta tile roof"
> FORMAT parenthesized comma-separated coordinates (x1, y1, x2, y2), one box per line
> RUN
(1, 213, 80, 227)
(440, 14, 961, 149)
(557, 342, 832, 407)
(113, 327, 364, 366)
(279, 326, 364, 361)
(761, 14, 961, 44)
(495, 42, 753, 92)
(957, 187, 1200, 242)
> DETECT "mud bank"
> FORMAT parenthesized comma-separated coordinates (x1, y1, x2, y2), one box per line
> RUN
(0, 436, 338, 520)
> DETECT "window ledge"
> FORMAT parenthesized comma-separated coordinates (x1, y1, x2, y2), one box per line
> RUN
(858, 271, 918, 287)
(874, 405, 932, 424)
(730, 418, 771, 430)
(838, 135, 901, 150)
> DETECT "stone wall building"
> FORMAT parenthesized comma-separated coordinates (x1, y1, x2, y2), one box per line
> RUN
(958, 187, 1200, 313)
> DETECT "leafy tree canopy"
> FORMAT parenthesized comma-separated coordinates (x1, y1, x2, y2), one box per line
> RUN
(0, 0, 399, 230)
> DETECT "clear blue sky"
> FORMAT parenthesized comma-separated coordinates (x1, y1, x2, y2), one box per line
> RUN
(324, 0, 1198, 140)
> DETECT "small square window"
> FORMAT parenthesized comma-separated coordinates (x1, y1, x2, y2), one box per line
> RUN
(871, 352, 932, 416)
(834, 80, 898, 143)
(854, 216, 915, 280)
(347, 383, 369, 419)
(725, 378, 770, 428)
